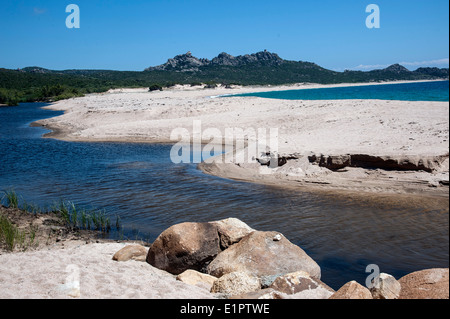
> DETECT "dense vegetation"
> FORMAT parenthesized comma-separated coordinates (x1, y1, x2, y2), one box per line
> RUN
(0, 57, 448, 106)
(0, 68, 119, 106)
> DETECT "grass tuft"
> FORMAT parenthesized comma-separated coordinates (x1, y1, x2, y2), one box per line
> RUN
(1, 189, 20, 209)
(0, 213, 36, 252)
(50, 200, 115, 233)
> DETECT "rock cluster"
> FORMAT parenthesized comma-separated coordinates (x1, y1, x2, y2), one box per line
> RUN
(113, 218, 449, 299)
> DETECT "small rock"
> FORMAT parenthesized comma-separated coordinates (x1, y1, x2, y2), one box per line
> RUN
(112, 244, 148, 262)
(210, 272, 261, 297)
(273, 234, 282, 241)
(256, 153, 271, 165)
(269, 271, 334, 298)
(370, 273, 401, 299)
(176, 270, 217, 291)
(329, 281, 373, 299)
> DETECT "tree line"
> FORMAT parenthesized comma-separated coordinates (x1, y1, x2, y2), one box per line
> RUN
(1, 62, 448, 106)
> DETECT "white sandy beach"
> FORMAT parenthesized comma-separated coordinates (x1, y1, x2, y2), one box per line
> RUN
(37, 81, 448, 154)
(34, 81, 449, 199)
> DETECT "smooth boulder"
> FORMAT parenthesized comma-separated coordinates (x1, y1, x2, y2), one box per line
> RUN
(206, 231, 321, 285)
(146, 222, 221, 275)
(176, 270, 217, 291)
(210, 271, 261, 297)
(112, 244, 148, 262)
(370, 273, 401, 299)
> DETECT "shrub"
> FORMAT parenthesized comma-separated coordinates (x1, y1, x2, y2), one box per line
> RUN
(149, 84, 163, 92)
(0, 214, 31, 251)
(1, 190, 19, 208)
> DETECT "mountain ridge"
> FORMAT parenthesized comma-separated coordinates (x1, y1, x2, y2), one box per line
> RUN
(144, 50, 284, 72)
(143, 50, 449, 78)
(13, 50, 449, 81)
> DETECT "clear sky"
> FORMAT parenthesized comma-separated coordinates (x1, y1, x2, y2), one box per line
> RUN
(0, 0, 448, 71)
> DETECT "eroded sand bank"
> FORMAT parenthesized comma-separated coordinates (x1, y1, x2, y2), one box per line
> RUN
(33, 82, 449, 199)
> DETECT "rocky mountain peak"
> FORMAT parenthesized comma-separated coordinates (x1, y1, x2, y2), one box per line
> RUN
(211, 52, 239, 66)
(145, 50, 284, 72)
(384, 64, 410, 73)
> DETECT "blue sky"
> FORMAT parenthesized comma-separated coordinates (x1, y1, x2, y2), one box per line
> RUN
(0, 0, 448, 71)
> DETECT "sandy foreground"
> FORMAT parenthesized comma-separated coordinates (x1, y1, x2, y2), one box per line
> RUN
(0, 206, 214, 299)
(34, 81, 449, 199)
(0, 241, 215, 299)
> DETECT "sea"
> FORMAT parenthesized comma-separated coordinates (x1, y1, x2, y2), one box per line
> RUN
(232, 80, 449, 101)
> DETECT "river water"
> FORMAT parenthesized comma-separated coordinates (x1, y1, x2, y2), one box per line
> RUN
(0, 102, 448, 290)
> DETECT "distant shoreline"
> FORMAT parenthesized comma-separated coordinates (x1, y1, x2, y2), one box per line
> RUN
(35, 79, 447, 144)
(219, 79, 449, 98)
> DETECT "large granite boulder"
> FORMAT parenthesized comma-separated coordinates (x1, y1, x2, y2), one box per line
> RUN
(398, 268, 449, 299)
(206, 231, 321, 285)
(146, 222, 221, 275)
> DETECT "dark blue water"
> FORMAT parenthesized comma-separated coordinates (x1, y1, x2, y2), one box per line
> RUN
(233, 81, 449, 101)
(0, 103, 448, 290)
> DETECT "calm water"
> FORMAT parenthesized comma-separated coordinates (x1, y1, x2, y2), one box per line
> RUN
(0, 102, 448, 290)
(233, 80, 449, 101)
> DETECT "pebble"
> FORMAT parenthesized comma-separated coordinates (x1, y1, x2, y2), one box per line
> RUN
(273, 234, 282, 241)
